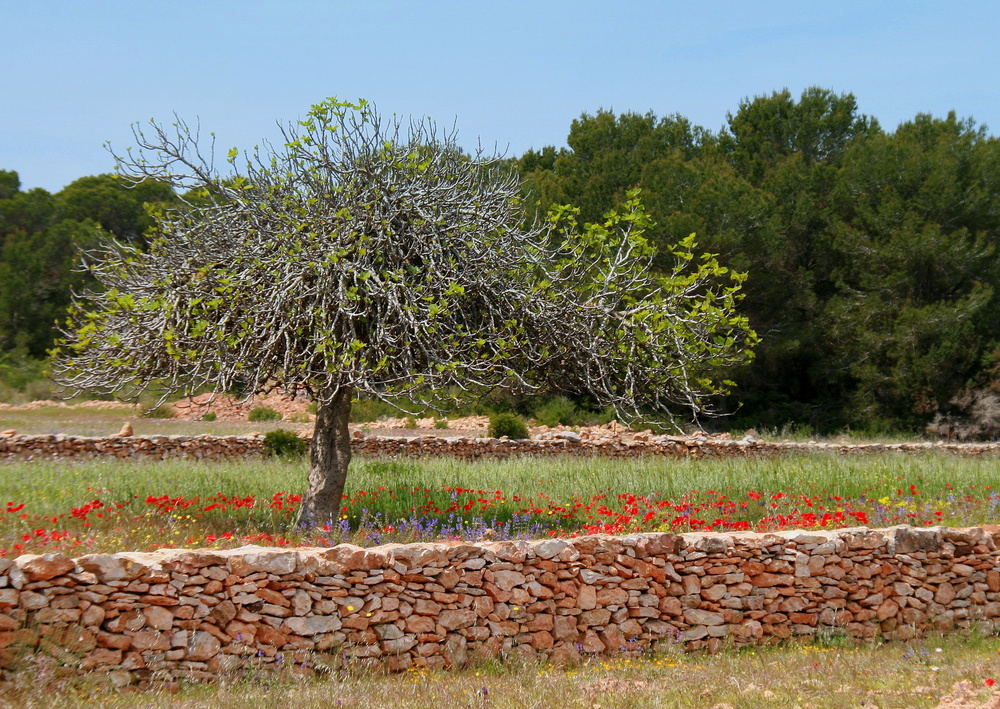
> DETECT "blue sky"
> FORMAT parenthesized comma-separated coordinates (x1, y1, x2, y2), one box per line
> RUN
(3, 1, 998, 193)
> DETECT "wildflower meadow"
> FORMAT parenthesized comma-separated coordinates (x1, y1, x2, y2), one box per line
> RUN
(2, 451, 1000, 708)
(0, 452, 997, 559)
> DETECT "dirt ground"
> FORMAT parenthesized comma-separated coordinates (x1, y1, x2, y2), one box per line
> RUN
(165, 392, 683, 442)
(932, 682, 1000, 709)
(0, 395, 700, 442)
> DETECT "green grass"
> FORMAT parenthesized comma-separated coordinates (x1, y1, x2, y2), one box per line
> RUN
(2, 451, 997, 519)
(353, 452, 999, 500)
(1, 632, 998, 707)
(248, 405, 282, 422)
(0, 451, 997, 557)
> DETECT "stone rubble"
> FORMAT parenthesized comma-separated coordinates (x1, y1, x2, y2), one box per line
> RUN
(170, 393, 312, 422)
(0, 525, 997, 685)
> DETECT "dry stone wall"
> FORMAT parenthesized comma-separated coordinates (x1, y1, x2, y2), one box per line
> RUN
(0, 525, 998, 685)
(0, 433, 263, 461)
(2, 432, 999, 462)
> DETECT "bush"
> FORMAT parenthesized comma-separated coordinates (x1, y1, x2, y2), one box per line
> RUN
(434, 419, 449, 429)
(141, 402, 175, 419)
(0, 350, 54, 404)
(533, 396, 582, 427)
(349, 397, 399, 422)
(202, 411, 217, 421)
(262, 429, 309, 458)
(248, 405, 282, 422)
(489, 413, 530, 439)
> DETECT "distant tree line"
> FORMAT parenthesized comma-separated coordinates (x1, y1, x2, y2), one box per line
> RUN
(3, 86, 999, 434)
(515, 87, 1000, 434)
(0, 171, 178, 359)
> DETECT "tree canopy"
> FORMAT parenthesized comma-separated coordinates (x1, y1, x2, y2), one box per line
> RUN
(517, 88, 1000, 433)
(0, 170, 177, 359)
(54, 98, 754, 524)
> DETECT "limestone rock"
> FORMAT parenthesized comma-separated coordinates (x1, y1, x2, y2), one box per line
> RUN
(2, 514, 1000, 681)
(282, 616, 342, 636)
(15, 553, 75, 581)
(226, 546, 297, 576)
(186, 631, 221, 661)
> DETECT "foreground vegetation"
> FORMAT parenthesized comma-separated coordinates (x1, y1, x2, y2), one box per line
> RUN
(0, 452, 997, 558)
(0, 451, 998, 705)
(1, 632, 998, 708)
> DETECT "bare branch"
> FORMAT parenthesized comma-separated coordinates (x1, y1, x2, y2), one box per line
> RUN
(57, 99, 755, 427)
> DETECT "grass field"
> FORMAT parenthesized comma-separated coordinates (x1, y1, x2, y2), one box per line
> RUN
(0, 451, 997, 557)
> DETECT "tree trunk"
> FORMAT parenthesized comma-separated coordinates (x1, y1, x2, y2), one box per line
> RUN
(296, 387, 352, 528)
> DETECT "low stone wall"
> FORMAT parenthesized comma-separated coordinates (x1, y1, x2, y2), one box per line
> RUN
(0, 525, 998, 685)
(2, 432, 999, 462)
(353, 434, 1000, 458)
(0, 433, 264, 461)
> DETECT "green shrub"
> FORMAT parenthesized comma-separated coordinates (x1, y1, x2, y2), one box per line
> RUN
(0, 351, 47, 390)
(350, 394, 441, 423)
(434, 419, 449, 429)
(248, 405, 282, 422)
(533, 396, 582, 427)
(404, 415, 418, 428)
(202, 411, 217, 421)
(593, 406, 617, 426)
(489, 413, 530, 439)
(141, 402, 175, 419)
(262, 429, 308, 458)
(350, 397, 399, 422)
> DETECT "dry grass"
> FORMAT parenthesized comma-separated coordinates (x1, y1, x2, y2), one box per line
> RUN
(1, 633, 998, 708)
(0, 406, 307, 437)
